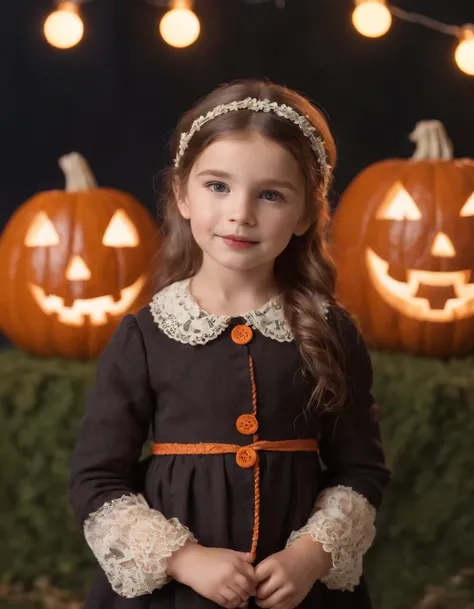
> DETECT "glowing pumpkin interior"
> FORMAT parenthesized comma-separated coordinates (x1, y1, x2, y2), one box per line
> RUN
(366, 183, 474, 322)
(25, 209, 146, 327)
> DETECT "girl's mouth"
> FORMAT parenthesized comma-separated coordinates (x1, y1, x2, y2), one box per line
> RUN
(220, 235, 259, 249)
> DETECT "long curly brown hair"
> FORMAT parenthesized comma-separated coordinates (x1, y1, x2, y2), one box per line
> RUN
(156, 79, 347, 412)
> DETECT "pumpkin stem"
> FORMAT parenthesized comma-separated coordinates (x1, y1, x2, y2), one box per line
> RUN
(58, 152, 98, 192)
(409, 120, 453, 161)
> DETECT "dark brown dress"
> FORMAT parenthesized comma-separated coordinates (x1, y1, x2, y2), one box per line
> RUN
(69, 301, 390, 609)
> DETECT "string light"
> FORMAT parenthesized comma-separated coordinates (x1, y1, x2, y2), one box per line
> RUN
(352, 0, 392, 38)
(455, 25, 474, 76)
(353, 0, 474, 76)
(158, 1, 200, 48)
(44, 1, 84, 49)
(41, 0, 474, 76)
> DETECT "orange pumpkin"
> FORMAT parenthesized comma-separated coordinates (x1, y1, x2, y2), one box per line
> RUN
(332, 121, 474, 358)
(0, 152, 160, 359)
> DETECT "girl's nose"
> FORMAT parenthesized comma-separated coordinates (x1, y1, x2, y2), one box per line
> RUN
(228, 195, 256, 225)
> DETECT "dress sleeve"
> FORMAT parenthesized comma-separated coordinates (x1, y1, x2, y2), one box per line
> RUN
(69, 315, 196, 598)
(286, 308, 390, 591)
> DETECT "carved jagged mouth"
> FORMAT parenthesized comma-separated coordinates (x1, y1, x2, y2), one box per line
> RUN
(29, 275, 146, 326)
(366, 249, 474, 322)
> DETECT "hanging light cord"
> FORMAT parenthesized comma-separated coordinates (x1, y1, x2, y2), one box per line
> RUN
(69, 0, 469, 31)
(388, 4, 463, 37)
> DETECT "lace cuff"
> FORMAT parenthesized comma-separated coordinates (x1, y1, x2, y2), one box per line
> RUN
(84, 494, 197, 598)
(286, 485, 376, 591)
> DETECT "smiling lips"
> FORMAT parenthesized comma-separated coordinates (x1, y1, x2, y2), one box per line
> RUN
(220, 234, 259, 249)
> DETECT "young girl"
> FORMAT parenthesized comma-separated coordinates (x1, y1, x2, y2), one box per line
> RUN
(69, 79, 390, 609)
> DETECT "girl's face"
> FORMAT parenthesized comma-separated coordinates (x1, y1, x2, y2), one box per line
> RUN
(175, 131, 311, 276)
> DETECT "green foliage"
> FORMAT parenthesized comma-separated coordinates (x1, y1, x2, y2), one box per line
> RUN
(0, 348, 473, 609)
(0, 351, 96, 593)
(366, 351, 474, 609)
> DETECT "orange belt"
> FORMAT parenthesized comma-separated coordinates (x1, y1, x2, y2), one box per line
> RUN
(152, 439, 318, 458)
(151, 437, 319, 558)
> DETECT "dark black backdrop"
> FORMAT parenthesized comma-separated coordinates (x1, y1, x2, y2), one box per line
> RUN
(0, 0, 473, 346)
(1, 0, 473, 228)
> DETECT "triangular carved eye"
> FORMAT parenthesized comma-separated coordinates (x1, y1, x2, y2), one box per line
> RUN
(102, 210, 139, 247)
(376, 183, 422, 221)
(25, 212, 60, 247)
(460, 192, 474, 217)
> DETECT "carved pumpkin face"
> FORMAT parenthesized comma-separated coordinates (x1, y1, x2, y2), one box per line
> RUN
(365, 180, 474, 323)
(332, 156, 474, 357)
(0, 154, 160, 359)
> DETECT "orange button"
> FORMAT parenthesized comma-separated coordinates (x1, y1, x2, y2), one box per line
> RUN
(236, 414, 258, 436)
(236, 446, 258, 468)
(231, 325, 253, 345)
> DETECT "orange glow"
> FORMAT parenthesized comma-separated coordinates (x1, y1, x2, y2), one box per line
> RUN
(29, 275, 146, 326)
(25, 212, 60, 247)
(376, 183, 422, 220)
(66, 255, 91, 281)
(430, 232, 456, 257)
(460, 191, 474, 216)
(366, 248, 474, 322)
(102, 209, 139, 247)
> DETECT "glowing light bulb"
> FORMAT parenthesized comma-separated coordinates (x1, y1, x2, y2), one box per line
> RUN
(352, 0, 392, 38)
(455, 25, 474, 76)
(44, 2, 84, 49)
(159, 8, 200, 48)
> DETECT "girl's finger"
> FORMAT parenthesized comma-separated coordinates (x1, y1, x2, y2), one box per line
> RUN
(256, 586, 288, 609)
(255, 576, 280, 601)
(216, 593, 230, 608)
(217, 589, 240, 609)
(255, 559, 275, 583)
(239, 561, 258, 586)
(234, 572, 256, 597)
(225, 586, 246, 609)
(229, 581, 251, 603)
(240, 552, 255, 563)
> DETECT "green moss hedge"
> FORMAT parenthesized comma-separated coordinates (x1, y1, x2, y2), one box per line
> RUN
(1, 348, 473, 609)
(367, 351, 474, 609)
(0, 351, 96, 593)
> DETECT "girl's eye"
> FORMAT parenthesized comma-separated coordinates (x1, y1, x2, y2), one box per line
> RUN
(208, 182, 229, 193)
(261, 190, 283, 202)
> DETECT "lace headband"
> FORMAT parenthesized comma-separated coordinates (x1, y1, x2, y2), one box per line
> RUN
(174, 97, 332, 196)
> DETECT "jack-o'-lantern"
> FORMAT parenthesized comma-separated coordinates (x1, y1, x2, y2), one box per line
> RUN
(332, 121, 474, 358)
(0, 152, 160, 359)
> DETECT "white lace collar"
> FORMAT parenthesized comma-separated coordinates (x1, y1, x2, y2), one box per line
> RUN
(149, 279, 328, 346)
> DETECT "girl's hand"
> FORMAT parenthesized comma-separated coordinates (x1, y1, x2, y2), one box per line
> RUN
(254, 536, 333, 609)
(168, 542, 257, 608)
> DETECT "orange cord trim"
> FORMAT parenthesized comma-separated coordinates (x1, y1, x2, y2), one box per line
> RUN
(152, 438, 317, 560)
(248, 354, 260, 559)
(152, 357, 317, 559)
(151, 438, 319, 455)
(152, 341, 319, 561)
